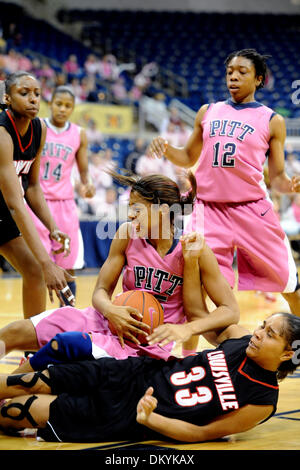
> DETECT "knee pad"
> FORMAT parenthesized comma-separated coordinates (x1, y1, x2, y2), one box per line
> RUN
(29, 331, 93, 370)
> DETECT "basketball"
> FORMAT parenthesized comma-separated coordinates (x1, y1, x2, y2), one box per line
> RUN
(110, 290, 164, 344)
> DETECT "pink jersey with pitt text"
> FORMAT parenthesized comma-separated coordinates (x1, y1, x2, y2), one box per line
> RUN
(195, 99, 276, 203)
(39, 118, 81, 200)
(122, 235, 186, 325)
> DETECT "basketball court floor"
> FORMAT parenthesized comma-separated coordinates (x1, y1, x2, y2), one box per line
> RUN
(0, 268, 299, 452)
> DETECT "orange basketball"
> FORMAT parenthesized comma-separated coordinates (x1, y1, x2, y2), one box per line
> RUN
(110, 290, 164, 344)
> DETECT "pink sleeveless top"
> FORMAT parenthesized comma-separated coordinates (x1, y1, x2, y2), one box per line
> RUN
(39, 118, 81, 200)
(122, 235, 186, 325)
(195, 100, 276, 203)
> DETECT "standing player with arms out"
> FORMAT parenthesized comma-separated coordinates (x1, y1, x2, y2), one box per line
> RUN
(27, 86, 95, 304)
(150, 48, 300, 316)
(0, 72, 75, 318)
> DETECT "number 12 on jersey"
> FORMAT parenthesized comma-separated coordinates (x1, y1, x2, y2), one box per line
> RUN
(212, 142, 236, 167)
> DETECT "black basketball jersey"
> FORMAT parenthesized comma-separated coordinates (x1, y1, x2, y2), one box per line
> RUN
(42, 335, 279, 442)
(0, 109, 42, 196)
(146, 335, 279, 426)
(0, 110, 42, 244)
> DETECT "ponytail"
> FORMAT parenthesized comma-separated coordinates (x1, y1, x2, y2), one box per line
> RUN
(179, 170, 197, 216)
(106, 168, 197, 221)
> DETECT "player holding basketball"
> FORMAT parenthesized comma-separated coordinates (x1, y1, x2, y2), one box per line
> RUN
(149, 48, 300, 316)
(0, 235, 297, 442)
(0, 72, 75, 318)
(27, 86, 95, 304)
(0, 310, 298, 442)
(0, 171, 239, 364)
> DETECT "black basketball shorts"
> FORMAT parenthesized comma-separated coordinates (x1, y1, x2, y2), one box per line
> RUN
(0, 199, 21, 247)
(36, 358, 149, 443)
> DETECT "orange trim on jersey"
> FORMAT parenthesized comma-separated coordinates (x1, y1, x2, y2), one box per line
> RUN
(6, 110, 33, 153)
(238, 357, 279, 390)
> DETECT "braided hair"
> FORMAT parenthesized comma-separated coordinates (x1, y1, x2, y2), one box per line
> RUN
(225, 48, 271, 89)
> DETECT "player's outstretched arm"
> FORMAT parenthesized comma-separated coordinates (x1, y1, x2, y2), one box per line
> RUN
(149, 105, 208, 168)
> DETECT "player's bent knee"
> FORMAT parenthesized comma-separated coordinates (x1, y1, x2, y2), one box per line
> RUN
(29, 331, 93, 370)
(51, 340, 58, 351)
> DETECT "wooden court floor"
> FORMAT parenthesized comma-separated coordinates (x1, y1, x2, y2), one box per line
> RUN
(0, 269, 299, 452)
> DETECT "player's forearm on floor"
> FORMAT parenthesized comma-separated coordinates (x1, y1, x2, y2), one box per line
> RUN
(140, 412, 207, 442)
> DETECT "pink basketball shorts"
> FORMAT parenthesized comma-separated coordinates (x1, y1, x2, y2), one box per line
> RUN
(27, 199, 84, 270)
(30, 306, 173, 361)
(184, 197, 298, 293)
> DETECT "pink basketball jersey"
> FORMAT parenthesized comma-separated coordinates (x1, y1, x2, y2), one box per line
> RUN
(122, 236, 186, 325)
(195, 100, 276, 203)
(39, 119, 81, 200)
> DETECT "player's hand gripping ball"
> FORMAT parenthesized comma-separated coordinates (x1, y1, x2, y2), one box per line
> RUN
(110, 290, 164, 344)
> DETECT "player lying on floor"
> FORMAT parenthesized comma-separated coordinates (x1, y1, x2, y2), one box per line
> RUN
(0, 311, 299, 443)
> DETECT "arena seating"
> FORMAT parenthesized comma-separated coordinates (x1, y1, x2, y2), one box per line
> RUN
(1, 4, 300, 165)
(56, 9, 300, 117)
(1, 4, 300, 267)
(2, 5, 300, 117)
